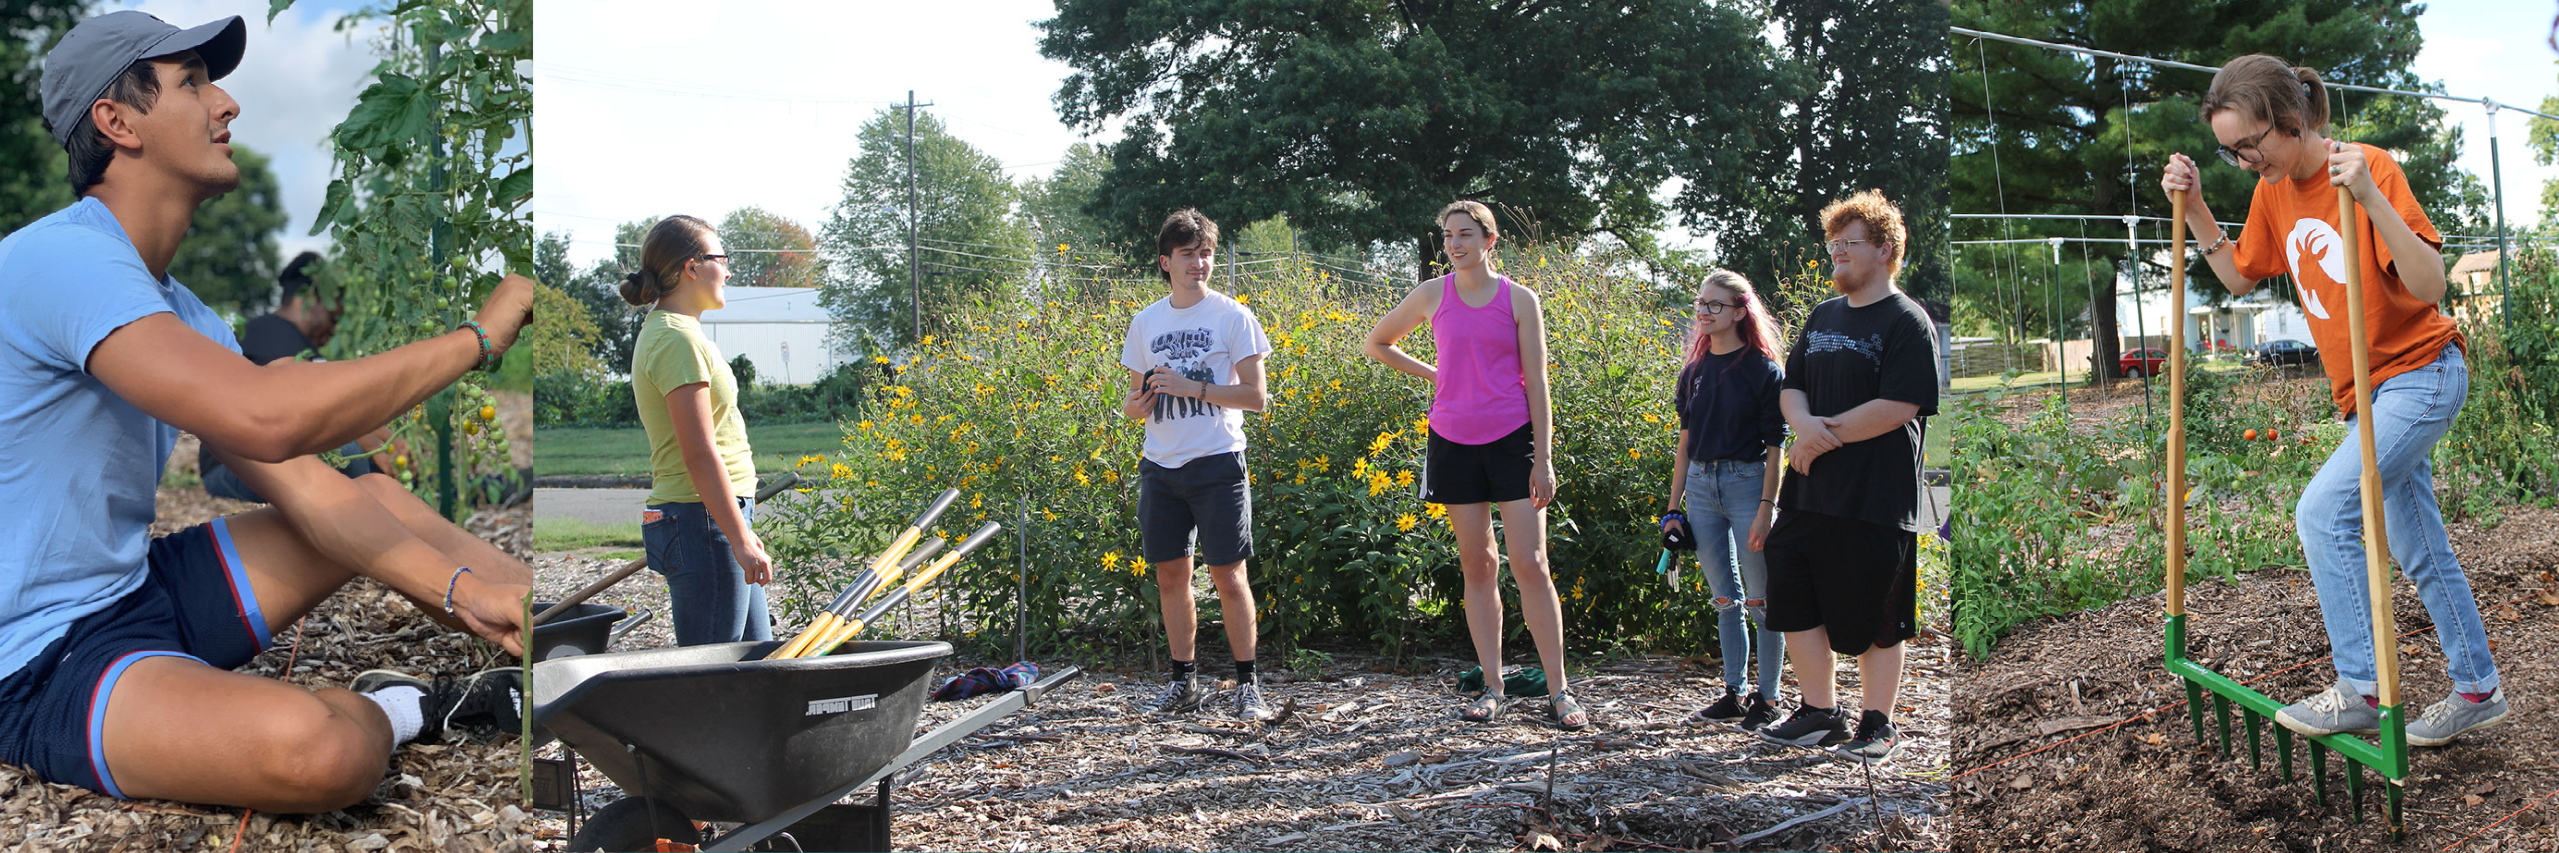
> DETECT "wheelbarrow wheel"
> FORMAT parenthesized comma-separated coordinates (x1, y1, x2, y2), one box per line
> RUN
(565, 796, 701, 852)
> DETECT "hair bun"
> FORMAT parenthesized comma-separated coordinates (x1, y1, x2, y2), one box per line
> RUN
(617, 270, 656, 306)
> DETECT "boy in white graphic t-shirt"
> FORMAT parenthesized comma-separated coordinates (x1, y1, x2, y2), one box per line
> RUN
(1116, 209, 1276, 721)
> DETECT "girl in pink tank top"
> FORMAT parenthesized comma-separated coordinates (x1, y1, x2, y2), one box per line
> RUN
(1361, 200, 1585, 730)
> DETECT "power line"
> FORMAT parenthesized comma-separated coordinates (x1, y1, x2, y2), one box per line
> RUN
(1951, 26, 2559, 121)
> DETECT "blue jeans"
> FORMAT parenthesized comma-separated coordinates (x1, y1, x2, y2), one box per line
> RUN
(1684, 459, 1784, 699)
(643, 497, 773, 646)
(2299, 344, 2497, 696)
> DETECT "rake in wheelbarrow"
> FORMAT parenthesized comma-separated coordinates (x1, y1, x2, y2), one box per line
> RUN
(2161, 187, 2407, 834)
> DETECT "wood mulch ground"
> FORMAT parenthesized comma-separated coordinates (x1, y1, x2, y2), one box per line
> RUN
(1, 477, 538, 853)
(1951, 504, 2559, 852)
(529, 549, 1951, 851)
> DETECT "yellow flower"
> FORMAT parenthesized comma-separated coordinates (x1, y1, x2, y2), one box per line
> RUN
(1103, 550, 1122, 570)
(1368, 432, 1394, 454)
(1293, 473, 1307, 485)
(921, 334, 937, 347)
(872, 355, 891, 365)
(1057, 243, 1069, 255)
(1642, 413, 1660, 424)
(1629, 448, 1642, 460)
(1074, 466, 1090, 487)
(798, 454, 822, 467)
(1396, 470, 1415, 488)
(970, 493, 983, 510)
(1396, 513, 1417, 533)
(1236, 293, 1250, 305)
(858, 419, 875, 431)
(1414, 417, 1430, 433)
(1129, 555, 1148, 572)
(830, 462, 854, 480)
(1426, 502, 1447, 520)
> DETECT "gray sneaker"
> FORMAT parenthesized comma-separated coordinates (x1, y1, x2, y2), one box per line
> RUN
(2406, 690, 2509, 747)
(1144, 674, 1207, 716)
(2275, 681, 2380, 737)
(1233, 678, 1275, 722)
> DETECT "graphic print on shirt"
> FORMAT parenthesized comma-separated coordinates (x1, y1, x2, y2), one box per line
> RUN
(1802, 329, 1886, 365)
(2284, 217, 2347, 321)
(1149, 327, 1222, 421)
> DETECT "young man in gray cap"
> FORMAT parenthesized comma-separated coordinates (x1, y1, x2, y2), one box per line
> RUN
(0, 11, 538, 812)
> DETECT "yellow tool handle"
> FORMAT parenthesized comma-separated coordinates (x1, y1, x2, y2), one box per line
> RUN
(2167, 190, 2189, 619)
(2339, 186, 2398, 708)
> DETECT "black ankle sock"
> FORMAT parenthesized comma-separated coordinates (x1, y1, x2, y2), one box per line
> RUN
(1235, 658, 1257, 680)
(1861, 709, 1890, 729)
(1171, 659, 1196, 679)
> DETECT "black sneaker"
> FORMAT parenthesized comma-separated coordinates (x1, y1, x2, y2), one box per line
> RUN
(1696, 686, 1746, 723)
(351, 668, 523, 741)
(1738, 693, 1782, 732)
(1834, 709, 1900, 764)
(1759, 704, 1850, 747)
(1143, 673, 1207, 716)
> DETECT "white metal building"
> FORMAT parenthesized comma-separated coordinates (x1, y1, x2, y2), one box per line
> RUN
(696, 286, 847, 385)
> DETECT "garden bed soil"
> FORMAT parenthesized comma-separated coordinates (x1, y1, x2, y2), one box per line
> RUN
(2, 485, 539, 852)
(530, 549, 1952, 851)
(1951, 504, 2559, 852)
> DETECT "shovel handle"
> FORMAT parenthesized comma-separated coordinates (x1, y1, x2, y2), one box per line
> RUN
(534, 556, 649, 624)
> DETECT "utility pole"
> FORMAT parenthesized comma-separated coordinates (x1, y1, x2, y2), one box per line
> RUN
(901, 90, 935, 345)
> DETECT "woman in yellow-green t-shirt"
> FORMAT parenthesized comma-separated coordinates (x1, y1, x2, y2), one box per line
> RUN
(620, 215, 771, 645)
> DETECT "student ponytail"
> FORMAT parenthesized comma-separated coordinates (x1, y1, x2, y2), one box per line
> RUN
(2200, 54, 2329, 137)
(617, 215, 716, 306)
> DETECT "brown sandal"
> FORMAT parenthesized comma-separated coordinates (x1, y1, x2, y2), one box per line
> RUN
(1460, 692, 1507, 723)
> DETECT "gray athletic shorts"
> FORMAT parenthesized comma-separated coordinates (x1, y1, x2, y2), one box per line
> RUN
(1137, 451, 1255, 565)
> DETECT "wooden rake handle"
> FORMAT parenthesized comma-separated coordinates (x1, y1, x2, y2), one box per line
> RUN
(2338, 186, 2399, 708)
(2166, 190, 2189, 619)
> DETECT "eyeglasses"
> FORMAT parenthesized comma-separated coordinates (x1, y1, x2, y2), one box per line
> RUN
(697, 253, 732, 266)
(2216, 124, 2278, 168)
(1822, 239, 1870, 253)
(1693, 300, 1732, 316)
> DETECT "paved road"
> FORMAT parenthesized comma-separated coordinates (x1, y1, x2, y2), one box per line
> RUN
(532, 488, 649, 527)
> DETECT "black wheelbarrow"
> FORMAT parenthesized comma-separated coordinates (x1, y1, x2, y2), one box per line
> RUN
(529, 638, 1081, 851)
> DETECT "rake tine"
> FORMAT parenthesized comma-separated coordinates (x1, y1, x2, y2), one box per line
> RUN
(2245, 709, 2263, 772)
(2277, 726, 2294, 782)
(2185, 679, 2206, 742)
(2348, 759, 2365, 824)
(2213, 693, 2232, 758)
(2311, 739, 2329, 805)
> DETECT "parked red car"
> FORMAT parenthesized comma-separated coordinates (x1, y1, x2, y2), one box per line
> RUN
(2119, 348, 2169, 378)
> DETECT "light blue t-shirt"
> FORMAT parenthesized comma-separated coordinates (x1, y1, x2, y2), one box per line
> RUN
(0, 197, 241, 678)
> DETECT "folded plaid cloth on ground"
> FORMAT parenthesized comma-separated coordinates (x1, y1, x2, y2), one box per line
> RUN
(931, 661, 1040, 701)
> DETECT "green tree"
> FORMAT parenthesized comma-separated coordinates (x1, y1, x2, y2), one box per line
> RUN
(1953, 0, 2479, 377)
(1037, 0, 1790, 277)
(1719, 0, 1952, 311)
(818, 109, 1030, 350)
(1018, 141, 1113, 252)
(719, 205, 824, 288)
(169, 144, 289, 313)
(535, 229, 640, 373)
(0, 0, 84, 235)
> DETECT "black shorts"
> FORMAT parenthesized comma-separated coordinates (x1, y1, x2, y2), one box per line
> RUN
(1762, 510, 1918, 655)
(1138, 451, 1255, 565)
(0, 519, 273, 799)
(1423, 423, 1532, 505)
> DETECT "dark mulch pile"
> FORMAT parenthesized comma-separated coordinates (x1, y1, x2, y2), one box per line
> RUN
(1952, 504, 2559, 852)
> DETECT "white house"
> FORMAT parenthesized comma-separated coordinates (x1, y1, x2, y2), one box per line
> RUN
(2115, 264, 2309, 353)
(697, 286, 848, 385)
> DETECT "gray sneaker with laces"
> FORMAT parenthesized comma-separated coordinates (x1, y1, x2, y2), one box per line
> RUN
(2275, 681, 2380, 737)
(1233, 678, 1275, 722)
(1144, 673, 1207, 716)
(2406, 689, 2508, 747)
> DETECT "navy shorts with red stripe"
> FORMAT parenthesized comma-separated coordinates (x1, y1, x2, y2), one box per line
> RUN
(0, 519, 272, 798)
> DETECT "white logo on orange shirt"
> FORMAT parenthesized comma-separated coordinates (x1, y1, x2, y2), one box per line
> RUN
(2284, 218, 2346, 321)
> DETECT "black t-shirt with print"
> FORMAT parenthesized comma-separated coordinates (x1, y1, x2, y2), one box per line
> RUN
(1674, 347, 1785, 464)
(1777, 291, 1940, 532)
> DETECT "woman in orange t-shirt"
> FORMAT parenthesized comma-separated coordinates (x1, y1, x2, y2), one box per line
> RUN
(2160, 54, 2502, 748)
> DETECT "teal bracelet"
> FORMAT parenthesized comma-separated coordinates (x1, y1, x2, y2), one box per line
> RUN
(458, 320, 492, 370)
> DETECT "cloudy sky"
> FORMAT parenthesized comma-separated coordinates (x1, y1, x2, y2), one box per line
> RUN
(2409, 1, 2557, 236)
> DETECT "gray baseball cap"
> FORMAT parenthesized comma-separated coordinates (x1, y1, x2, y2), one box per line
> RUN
(40, 11, 247, 147)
